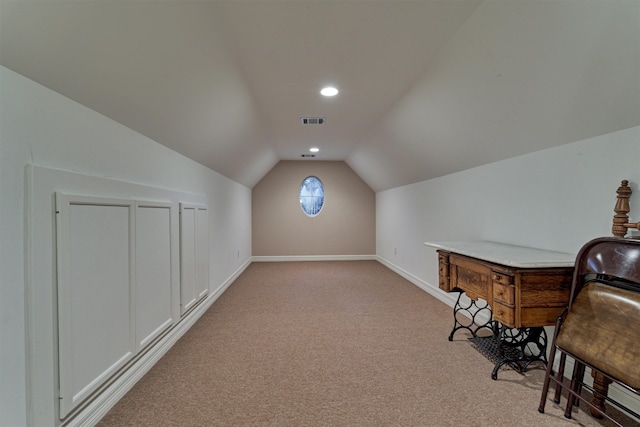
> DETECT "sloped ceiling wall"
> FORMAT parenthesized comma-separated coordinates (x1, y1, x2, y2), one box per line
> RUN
(0, 1, 280, 186)
(348, 0, 640, 191)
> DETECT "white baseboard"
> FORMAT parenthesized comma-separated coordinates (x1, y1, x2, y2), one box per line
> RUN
(252, 254, 377, 262)
(66, 259, 251, 427)
(375, 257, 492, 325)
(375, 256, 458, 308)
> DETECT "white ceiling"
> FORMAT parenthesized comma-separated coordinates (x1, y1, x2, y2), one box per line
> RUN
(2, 0, 639, 191)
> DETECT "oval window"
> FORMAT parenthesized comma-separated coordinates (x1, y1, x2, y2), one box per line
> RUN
(299, 176, 325, 217)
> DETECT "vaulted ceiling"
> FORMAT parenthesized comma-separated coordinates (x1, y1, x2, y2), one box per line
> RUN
(2, 1, 638, 191)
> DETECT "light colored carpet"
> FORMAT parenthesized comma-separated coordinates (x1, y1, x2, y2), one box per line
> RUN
(97, 261, 638, 426)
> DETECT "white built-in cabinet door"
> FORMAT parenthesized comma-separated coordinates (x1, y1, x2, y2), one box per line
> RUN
(55, 194, 208, 418)
(135, 202, 174, 350)
(55, 194, 136, 419)
(179, 204, 208, 316)
(195, 205, 209, 301)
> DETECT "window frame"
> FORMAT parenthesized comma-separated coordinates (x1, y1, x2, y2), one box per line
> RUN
(299, 176, 325, 217)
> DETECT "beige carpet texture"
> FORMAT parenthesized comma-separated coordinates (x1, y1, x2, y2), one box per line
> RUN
(98, 261, 639, 426)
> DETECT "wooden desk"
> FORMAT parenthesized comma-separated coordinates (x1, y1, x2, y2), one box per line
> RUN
(425, 241, 575, 378)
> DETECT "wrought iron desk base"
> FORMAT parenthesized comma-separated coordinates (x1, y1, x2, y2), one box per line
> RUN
(448, 292, 548, 380)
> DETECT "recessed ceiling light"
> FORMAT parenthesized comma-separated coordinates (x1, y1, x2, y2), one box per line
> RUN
(320, 86, 339, 97)
(310, 147, 320, 153)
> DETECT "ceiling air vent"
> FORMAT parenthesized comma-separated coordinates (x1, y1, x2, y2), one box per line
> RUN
(301, 117, 325, 125)
(300, 154, 316, 158)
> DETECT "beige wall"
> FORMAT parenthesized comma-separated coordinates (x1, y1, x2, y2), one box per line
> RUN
(252, 161, 375, 256)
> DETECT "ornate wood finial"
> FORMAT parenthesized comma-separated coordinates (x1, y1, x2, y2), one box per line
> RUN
(612, 180, 632, 238)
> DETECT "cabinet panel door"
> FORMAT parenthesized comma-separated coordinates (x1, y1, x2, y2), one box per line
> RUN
(195, 206, 209, 301)
(180, 204, 197, 315)
(136, 203, 173, 350)
(56, 194, 135, 419)
(179, 203, 208, 316)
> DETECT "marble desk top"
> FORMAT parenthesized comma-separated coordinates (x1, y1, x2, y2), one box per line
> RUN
(424, 241, 576, 268)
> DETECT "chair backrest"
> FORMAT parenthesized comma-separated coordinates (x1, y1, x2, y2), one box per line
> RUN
(557, 237, 640, 390)
(557, 280, 640, 389)
(569, 237, 640, 308)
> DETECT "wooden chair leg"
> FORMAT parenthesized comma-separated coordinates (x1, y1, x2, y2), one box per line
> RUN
(589, 371, 612, 418)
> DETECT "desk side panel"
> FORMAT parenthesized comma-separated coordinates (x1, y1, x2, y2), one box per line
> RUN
(519, 269, 572, 327)
(437, 251, 452, 292)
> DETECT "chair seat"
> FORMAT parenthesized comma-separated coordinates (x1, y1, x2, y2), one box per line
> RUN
(556, 281, 640, 390)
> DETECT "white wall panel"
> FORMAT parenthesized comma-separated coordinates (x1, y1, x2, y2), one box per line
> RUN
(180, 205, 197, 315)
(135, 202, 174, 350)
(32, 168, 210, 425)
(196, 206, 209, 301)
(56, 195, 135, 419)
(180, 203, 208, 316)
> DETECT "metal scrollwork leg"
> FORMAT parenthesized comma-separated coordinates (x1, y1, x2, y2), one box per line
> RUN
(447, 293, 550, 379)
(447, 291, 495, 341)
(489, 326, 548, 380)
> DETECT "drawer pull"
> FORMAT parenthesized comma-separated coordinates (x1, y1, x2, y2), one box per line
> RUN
(497, 290, 504, 297)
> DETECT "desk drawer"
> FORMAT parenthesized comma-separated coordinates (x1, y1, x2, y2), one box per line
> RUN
(439, 275, 451, 292)
(493, 283, 515, 305)
(493, 302, 515, 327)
(450, 255, 491, 301)
(439, 262, 449, 278)
(492, 272, 513, 286)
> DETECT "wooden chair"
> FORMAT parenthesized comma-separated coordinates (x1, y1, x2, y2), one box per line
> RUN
(538, 237, 640, 426)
